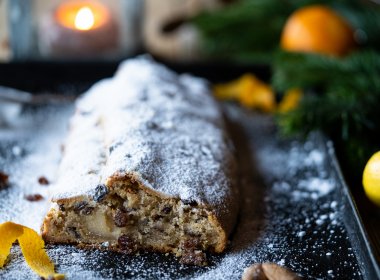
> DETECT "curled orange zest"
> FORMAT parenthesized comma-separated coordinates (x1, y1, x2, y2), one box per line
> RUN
(214, 74, 276, 112)
(0, 221, 64, 279)
(278, 88, 303, 113)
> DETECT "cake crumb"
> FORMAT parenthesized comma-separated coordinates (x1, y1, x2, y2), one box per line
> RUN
(38, 176, 50, 185)
(24, 194, 44, 202)
(0, 171, 9, 188)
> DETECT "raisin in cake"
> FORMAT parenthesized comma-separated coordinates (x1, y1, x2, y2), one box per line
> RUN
(41, 57, 239, 265)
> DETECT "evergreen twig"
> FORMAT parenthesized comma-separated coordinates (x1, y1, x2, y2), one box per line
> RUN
(192, 0, 380, 174)
(274, 51, 380, 171)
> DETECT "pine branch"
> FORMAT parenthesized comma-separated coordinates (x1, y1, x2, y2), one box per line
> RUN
(191, 0, 380, 172)
(191, 0, 292, 61)
(333, 1, 380, 48)
(191, 0, 380, 62)
(274, 50, 380, 170)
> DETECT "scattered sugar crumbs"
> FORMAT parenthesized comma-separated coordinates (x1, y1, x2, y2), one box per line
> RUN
(0, 104, 362, 279)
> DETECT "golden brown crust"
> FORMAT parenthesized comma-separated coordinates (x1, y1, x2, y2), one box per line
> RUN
(42, 58, 239, 265)
(42, 176, 229, 264)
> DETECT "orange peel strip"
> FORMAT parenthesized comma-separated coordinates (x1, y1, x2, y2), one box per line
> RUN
(214, 74, 276, 112)
(0, 221, 64, 279)
(0, 222, 23, 267)
(213, 74, 253, 101)
(278, 88, 303, 113)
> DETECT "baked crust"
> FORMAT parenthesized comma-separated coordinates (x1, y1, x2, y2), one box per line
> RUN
(41, 57, 239, 265)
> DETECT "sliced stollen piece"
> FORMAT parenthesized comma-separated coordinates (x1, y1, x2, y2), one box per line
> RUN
(41, 57, 239, 265)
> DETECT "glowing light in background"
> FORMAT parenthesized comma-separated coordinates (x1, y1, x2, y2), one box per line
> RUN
(74, 7, 95, 30)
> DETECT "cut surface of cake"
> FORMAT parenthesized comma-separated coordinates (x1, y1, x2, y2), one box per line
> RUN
(41, 57, 239, 265)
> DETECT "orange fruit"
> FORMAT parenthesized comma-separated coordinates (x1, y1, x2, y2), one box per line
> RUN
(363, 151, 380, 207)
(281, 5, 354, 56)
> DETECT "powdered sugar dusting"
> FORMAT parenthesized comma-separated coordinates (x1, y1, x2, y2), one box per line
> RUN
(0, 105, 73, 231)
(0, 78, 363, 279)
(52, 58, 238, 228)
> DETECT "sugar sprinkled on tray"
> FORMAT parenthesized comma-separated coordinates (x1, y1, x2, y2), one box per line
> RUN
(0, 88, 362, 279)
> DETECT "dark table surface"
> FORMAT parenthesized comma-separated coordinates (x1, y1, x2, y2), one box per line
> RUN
(0, 60, 378, 279)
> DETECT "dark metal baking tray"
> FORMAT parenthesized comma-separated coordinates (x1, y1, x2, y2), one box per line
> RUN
(0, 61, 378, 279)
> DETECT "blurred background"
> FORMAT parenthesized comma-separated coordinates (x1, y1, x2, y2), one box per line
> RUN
(0, 0, 379, 63)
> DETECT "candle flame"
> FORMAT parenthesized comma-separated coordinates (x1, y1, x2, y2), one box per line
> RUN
(74, 6, 95, 31)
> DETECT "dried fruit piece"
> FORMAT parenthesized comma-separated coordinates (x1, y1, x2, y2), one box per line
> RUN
(182, 199, 198, 206)
(182, 238, 201, 251)
(0, 221, 64, 279)
(25, 194, 44, 202)
(118, 234, 138, 254)
(72, 201, 94, 215)
(38, 176, 50, 185)
(0, 171, 9, 189)
(113, 208, 128, 227)
(73, 201, 88, 213)
(93, 184, 108, 202)
(67, 227, 81, 239)
(180, 250, 207, 266)
(161, 205, 172, 214)
(83, 206, 94, 215)
(179, 238, 207, 266)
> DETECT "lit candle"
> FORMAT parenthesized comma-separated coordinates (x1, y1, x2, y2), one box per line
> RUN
(39, 1, 119, 58)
